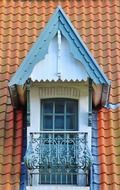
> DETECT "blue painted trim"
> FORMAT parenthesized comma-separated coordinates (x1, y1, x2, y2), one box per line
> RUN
(105, 103, 120, 109)
(91, 111, 100, 190)
(9, 6, 110, 87)
(20, 118, 27, 190)
(58, 8, 110, 84)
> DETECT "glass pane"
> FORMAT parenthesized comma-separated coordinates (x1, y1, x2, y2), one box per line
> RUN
(27, 90, 30, 112)
(54, 133, 64, 139)
(55, 101, 64, 113)
(66, 115, 75, 130)
(66, 101, 77, 113)
(43, 115, 53, 130)
(55, 116, 64, 130)
(43, 102, 53, 113)
(27, 113, 30, 126)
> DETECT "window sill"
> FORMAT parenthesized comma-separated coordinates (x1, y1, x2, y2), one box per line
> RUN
(26, 185, 90, 190)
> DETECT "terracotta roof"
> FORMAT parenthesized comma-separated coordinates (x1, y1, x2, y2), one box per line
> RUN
(98, 108, 120, 190)
(0, 0, 120, 190)
(0, 107, 23, 190)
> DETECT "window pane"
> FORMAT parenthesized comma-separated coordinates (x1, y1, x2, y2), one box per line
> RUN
(43, 102, 53, 113)
(43, 115, 53, 130)
(55, 116, 64, 130)
(66, 115, 75, 130)
(55, 101, 64, 113)
(66, 101, 77, 113)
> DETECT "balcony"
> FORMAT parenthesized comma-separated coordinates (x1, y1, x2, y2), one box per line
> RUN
(24, 132, 92, 187)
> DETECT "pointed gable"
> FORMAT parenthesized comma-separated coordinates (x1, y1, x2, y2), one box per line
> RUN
(9, 6, 110, 87)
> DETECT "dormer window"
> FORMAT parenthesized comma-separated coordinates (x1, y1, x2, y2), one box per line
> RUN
(9, 6, 110, 190)
(25, 82, 92, 187)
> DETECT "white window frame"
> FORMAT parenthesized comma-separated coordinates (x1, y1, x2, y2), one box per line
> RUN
(27, 82, 91, 150)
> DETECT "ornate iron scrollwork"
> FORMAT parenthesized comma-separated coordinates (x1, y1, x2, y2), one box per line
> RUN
(24, 132, 92, 173)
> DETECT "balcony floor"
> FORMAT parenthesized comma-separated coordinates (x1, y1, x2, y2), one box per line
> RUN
(26, 185, 90, 190)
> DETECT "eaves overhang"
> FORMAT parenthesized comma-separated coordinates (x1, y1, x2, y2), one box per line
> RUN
(8, 6, 110, 107)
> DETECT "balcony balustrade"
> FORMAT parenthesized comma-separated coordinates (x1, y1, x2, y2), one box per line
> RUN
(24, 131, 92, 186)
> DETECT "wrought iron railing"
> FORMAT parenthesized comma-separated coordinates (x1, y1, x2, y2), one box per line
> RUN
(24, 131, 92, 186)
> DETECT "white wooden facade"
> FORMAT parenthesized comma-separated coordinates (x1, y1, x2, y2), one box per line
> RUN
(27, 32, 91, 190)
(28, 82, 91, 150)
(30, 35, 88, 82)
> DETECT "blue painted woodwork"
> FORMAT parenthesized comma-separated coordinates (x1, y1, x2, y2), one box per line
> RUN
(9, 6, 110, 87)
(91, 111, 100, 190)
(20, 115, 27, 190)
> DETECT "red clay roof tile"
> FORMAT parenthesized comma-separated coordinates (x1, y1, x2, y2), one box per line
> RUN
(0, 0, 120, 189)
(98, 108, 120, 189)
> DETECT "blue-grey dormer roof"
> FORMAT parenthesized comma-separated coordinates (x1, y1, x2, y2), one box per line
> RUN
(9, 6, 110, 87)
